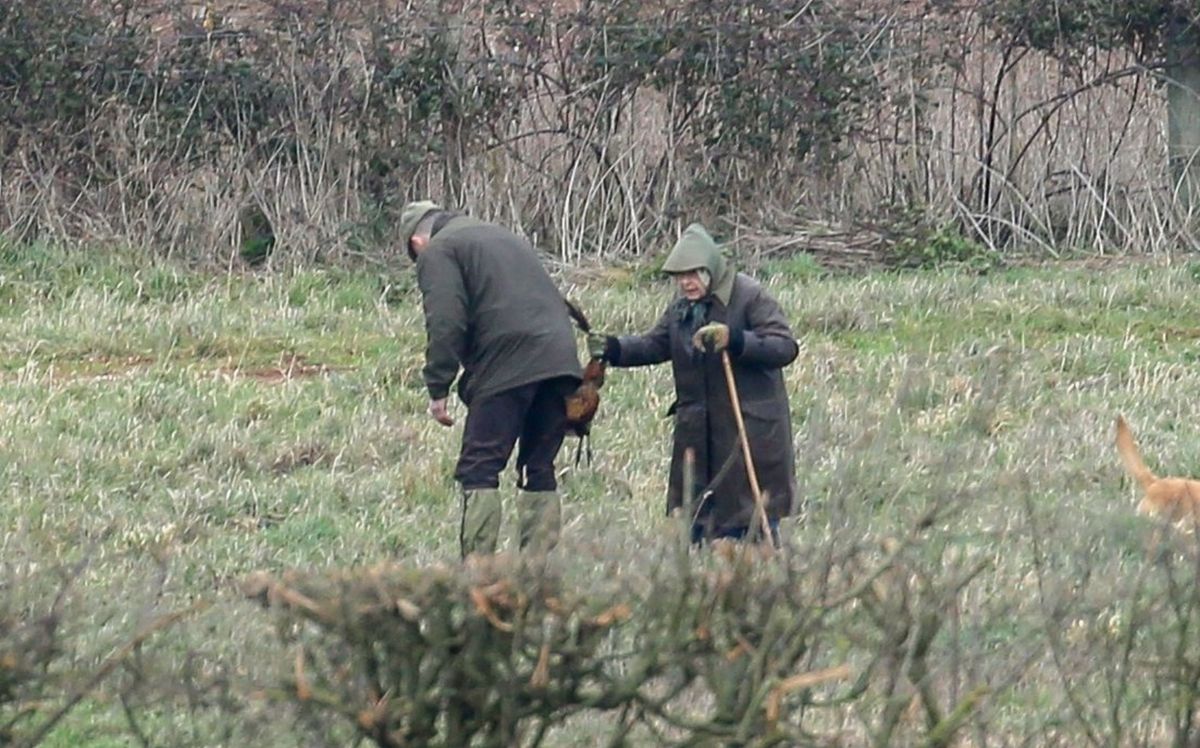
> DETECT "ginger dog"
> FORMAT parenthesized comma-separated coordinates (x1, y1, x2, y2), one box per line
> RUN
(1115, 415, 1200, 525)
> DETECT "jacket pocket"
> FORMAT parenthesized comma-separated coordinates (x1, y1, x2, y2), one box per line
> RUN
(738, 399, 786, 469)
(671, 401, 706, 439)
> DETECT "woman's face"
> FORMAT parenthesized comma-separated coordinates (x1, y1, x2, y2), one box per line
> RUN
(674, 270, 708, 301)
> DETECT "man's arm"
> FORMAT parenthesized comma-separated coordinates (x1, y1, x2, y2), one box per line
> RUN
(416, 248, 469, 400)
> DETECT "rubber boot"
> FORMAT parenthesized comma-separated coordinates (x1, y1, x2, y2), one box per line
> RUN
(517, 490, 561, 554)
(460, 487, 502, 559)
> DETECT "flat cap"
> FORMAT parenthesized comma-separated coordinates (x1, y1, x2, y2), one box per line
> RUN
(399, 200, 442, 255)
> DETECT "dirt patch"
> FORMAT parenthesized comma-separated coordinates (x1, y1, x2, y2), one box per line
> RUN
(271, 442, 332, 474)
(3, 352, 345, 385)
(218, 353, 344, 383)
(25, 355, 157, 384)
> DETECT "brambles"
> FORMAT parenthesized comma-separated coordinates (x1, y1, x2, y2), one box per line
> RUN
(895, 223, 996, 270)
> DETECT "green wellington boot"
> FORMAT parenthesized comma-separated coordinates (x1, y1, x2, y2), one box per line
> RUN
(517, 490, 561, 554)
(460, 488, 502, 558)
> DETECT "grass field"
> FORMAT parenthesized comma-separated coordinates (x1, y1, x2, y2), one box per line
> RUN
(4, 244, 1200, 745)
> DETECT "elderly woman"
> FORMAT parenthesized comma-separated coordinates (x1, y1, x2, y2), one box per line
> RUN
(590, 224, 799, 543)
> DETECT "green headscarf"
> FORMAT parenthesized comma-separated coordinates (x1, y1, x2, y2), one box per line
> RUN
(661, 223, 735, 304)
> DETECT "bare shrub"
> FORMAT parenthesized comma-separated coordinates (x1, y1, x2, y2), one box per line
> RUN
(1024, 500, 1200, 747)
(242, 491, 1015, 747)
(0, 552, 204, 747)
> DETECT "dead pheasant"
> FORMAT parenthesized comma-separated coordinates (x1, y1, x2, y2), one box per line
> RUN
(563, 299, 607, 465)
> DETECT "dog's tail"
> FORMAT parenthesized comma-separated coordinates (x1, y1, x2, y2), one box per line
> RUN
(1115, 414, 1157, 490)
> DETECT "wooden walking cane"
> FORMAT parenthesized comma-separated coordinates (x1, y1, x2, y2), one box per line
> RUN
(720, 350, 774, 546)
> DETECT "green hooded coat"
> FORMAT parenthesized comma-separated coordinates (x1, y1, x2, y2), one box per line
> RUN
(612, 224, 798, 534)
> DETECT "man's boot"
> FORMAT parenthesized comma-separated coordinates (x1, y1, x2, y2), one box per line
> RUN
(460, 488, 502, 558)
(518, 490, 561, 554)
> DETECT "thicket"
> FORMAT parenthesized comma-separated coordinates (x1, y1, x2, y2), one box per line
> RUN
(5, 0, 1199, 265)
(0, 0, 871, 265)
(982, 0, 1196, 53)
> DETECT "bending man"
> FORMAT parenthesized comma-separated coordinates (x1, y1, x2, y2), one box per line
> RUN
(401, 201, 582, 557)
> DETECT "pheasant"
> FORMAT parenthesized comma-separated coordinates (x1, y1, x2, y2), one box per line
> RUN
(563, 299, 607, 466)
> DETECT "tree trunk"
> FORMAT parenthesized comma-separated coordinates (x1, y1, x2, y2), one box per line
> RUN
(1166, 13, 1200, 219)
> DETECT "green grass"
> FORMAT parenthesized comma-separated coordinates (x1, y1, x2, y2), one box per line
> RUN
(5, 243, 1200, 744)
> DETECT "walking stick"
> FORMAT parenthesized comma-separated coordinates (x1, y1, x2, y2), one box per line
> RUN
(720, 350, 774, 545)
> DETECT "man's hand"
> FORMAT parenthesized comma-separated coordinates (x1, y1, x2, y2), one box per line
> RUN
(428, 398, 455, 427)
(692, 322, 730, 353)
(586, 332, 611, 360)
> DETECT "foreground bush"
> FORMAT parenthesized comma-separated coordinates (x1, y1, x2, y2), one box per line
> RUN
(0, 558, 202, 747)
(244, 517, 1000, 746)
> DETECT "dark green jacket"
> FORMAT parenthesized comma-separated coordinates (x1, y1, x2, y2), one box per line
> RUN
(612, 273, 798, 533)
(416, 216, 581, 404)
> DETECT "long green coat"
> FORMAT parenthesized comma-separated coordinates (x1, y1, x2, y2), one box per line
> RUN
(613, 227, 798, 533)
(416, 216, 581, 404)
